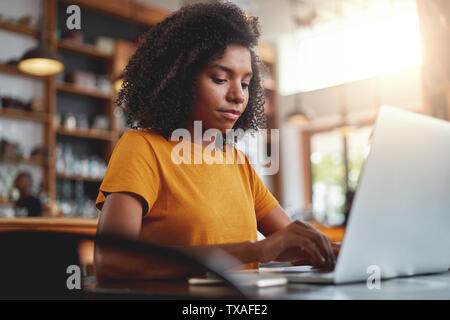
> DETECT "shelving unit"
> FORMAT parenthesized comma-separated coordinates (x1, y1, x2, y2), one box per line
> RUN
(0, 108, 51, 123)
(55, 173, 103, 183)
(0, 1, 132, 215)
(55, 127, 115, 141)
(0, 61, 45, 79)
(0, 15, 51, 209)
(0, 0, 280, 217)
(49, 0, 152, 212)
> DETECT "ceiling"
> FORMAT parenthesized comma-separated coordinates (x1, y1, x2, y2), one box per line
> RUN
(231, 0, 418, 43)
(134, 0, 418, 43)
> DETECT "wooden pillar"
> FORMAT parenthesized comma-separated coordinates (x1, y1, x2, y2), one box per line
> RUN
(300, 130, 312, 211)
(43, 0, 58, 201)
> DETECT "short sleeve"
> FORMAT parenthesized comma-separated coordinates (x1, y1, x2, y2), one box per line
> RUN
(95, 130, 161, 216)
(240, 152, 279, 221)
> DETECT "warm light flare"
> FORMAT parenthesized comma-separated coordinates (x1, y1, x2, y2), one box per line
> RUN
(17, 58, 64, 77)
(279, 9, 422, 95)
(287, 114, 309, 125)
(113, 78, 124, 92)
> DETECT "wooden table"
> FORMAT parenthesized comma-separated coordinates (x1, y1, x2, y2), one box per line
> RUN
(0, 217, 345, 273)
(0, 217, 98, 266)
(0, 217, 98, 234)
(84, 271, 450, 300)
(0, 218, 344, 240)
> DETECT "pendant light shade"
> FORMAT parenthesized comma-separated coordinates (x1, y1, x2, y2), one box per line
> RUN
(286, 93, 310, 125)
(18, 44, 64, 77)
(17, 5, 64, 77)
(286, 110, 310, 125)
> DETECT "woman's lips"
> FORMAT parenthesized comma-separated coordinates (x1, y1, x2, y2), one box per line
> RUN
(218, 110, 240, 120)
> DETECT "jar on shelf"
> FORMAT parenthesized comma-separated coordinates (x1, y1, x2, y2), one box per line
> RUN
(63, 113, 77, 131)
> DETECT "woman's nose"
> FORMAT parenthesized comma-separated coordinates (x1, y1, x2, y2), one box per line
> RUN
(227, 82, 245, 104)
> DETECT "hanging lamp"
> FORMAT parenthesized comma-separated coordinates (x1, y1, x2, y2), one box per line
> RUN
(18, 8, 64, 76)
(18, 46, 64, 76)
(286, 93, 310, 125)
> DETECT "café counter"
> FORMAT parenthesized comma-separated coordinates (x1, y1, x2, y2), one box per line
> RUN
(0, 217, 345, 268)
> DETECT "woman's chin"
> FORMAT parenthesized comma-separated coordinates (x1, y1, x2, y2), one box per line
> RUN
(206, 122, 236, 133)
(219, 125, 236, 134)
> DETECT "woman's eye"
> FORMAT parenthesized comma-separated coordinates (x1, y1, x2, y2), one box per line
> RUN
(212, 78, 226, 84)
(241, 83, 249, 89)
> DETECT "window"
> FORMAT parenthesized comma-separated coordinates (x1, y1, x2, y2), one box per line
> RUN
(278, 5, 421, 95)
(309, 125, 373, 225)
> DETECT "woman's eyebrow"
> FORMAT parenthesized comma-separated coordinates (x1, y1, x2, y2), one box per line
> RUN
(208, 64, 253, 77)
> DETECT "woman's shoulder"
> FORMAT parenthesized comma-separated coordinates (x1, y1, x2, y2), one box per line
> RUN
(120, 128, 167, 145)
(111, 129, 171, 160)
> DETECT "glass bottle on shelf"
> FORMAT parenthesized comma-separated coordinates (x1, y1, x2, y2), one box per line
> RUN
(74, 180, 84, 217)
(72, 154, 81, 176)
(56, 143, 64, 173)
(80, 155, 89, 177)
(63, 144, 74, 175)
(83, 199, 97, 218)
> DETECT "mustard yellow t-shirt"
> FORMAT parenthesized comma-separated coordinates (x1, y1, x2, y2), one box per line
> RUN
(95, 129, 279, 268)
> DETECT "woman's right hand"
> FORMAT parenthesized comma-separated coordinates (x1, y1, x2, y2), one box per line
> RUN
(257, 220, 336, 269)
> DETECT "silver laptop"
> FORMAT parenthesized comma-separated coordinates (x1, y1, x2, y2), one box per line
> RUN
(261, 106, 450, 284)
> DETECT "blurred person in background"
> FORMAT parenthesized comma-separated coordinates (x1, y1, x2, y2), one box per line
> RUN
(14, 171, 43, 217)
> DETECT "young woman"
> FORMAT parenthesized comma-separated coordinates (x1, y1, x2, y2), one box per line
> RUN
(94, 2, 337, 281)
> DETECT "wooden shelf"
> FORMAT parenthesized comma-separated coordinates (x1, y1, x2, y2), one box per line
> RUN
(56, 172, 103, 183)
(1, 156, 46, 167)
(0, 62, 19, 75)
(0, 200, 14, 207)
(119, 127, 131, 134)
(57, 40, 113, 60)
(0, 108, 50, 123)
(0, 62, 47, 79)
(0, 20, 39, 38)
(56, 126, 115, 141)
(57, 82, 113, 100)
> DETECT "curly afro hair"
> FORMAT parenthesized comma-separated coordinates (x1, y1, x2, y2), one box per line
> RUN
(117, 1, 267, 140)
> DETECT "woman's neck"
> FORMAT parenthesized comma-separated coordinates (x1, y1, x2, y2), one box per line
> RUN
(183, 123, 226, 148)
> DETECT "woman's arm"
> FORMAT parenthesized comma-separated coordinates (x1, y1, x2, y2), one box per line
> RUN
(95, 194, 336, 281)
(257, 204, 292, 236)
(94, 192, 261, 281)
